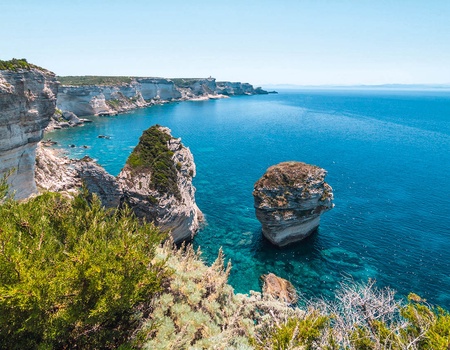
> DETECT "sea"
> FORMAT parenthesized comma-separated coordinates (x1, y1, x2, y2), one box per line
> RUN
(48, 89, 450, 308)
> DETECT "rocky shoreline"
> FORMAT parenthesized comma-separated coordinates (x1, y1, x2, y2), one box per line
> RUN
(36, 126, 202, 244)
(47, 77, 269, 131)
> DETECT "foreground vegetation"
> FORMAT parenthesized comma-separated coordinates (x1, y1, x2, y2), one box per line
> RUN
(0, 178, 449, 349)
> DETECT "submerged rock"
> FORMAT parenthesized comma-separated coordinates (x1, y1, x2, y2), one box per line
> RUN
(253, 161, 333, 247)
(262, 273, 298, 304)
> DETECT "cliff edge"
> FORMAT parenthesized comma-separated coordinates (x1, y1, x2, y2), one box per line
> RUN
(0, 60, 58, 199)
(253, 161, 334, 247)
(56, 76, 267, 117)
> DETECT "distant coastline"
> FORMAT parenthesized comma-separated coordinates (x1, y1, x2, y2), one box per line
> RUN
(262, 83, 450, 91)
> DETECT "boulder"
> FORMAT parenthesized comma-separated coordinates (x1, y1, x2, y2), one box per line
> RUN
(262, 273, 298, 304)
(253, 161, 333, 247)
(62, 110, 83, 125)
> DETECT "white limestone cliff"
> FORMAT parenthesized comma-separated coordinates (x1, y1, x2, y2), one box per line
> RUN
(56, 77, 267, 117)
(0, 67, 58, 199)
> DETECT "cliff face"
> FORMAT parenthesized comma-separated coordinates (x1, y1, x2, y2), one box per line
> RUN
(56, 77, 267, 117)
(253, 161, 334, 247)
(36, 125, 202, 244)
(117, 126, 202, 243)
(57, 79, 180, 116)
(0, 67, 58, 199)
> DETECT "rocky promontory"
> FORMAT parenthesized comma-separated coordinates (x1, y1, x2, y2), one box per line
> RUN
(0, 60, 58, 199)
(36, 125, 202, 244)
(253, 161, 334, 247)
(55, 76, 268, 118)
(117, 125, 202, 243)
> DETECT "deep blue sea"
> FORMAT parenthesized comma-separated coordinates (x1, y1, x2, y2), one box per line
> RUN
(49, 89, 450, 308)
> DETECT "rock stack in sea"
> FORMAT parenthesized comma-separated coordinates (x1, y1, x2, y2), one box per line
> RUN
(117, 126, 202, 243)
(253, 161, 333, 247)
(0, 62, 58, 199)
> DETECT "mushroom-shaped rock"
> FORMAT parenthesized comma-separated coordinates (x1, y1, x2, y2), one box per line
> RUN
(262, 273, 298, 304)
(253, 161, 333, 247)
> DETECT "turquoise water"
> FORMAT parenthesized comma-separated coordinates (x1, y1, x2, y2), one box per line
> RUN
(49, 90, 450, 308)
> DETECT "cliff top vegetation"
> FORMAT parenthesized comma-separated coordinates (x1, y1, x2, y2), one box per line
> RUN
(57, 75, 134, 86)
(0, 58, 47, 72)
(126, 125, 181, 199)
(170, 78, 213, 88)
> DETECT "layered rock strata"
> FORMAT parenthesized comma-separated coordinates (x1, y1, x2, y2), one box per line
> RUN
(35, 147, 122, 207)
(253, 161, 333, 247)
(56, 77, 268, 117)
(0, 66, 58, 199)
(117, 126, 202, 243)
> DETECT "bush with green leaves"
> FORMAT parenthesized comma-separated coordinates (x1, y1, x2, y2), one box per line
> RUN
(126, 125, 180, 199)
(57, 76, 134, 86)
(0, 58, 45, 71)
(0, 178, 449, 349)
(0, 184, 168, 349)
(254, 280, 450, 350)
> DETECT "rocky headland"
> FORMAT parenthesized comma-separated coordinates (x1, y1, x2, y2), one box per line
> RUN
(48, 76, 268, 130)
(253, 161, 334, 247)
(35, 125, 202, 244)
(117, 125, 202, 243)
(0, 61, 58, 199)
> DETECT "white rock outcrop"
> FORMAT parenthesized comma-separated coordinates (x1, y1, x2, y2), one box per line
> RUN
(253, 161, 334, 247)
(0, 67, 58, 199)
(117, 126, 202, 243)
(36, 125, 202, 244)
(57, 78, 181, 116)
(56, 77, 268, 117)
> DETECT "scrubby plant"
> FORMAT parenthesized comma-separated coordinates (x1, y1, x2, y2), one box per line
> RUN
(1, 177, 449, 349)
(0, 184, 168, 349)
(0, 58, 45, 71)
(131, 243, 256, 349)
(57, 76, 134, 86)
(126, 125, 181, 199)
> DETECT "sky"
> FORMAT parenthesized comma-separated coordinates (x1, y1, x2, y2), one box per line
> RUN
(1, 0, 449, 86)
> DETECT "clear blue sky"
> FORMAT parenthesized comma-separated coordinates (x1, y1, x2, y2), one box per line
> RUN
(1, 0, 449, 85)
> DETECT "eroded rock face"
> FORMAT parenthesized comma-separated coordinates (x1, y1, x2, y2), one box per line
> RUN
(262, 273, 298, 304)
(253, 161, 333, 247)
(57, 79, 182, 117)
(56, 77, 268, 117)
(35, 146, 122, 208)
(0, 67, 58, 199)
(36, 126, 202, 244)
(117, 126, 202, 243)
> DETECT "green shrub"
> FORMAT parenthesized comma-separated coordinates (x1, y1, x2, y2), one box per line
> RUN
(0, 58, 45, 72)
(57, 76, 134, 86)
(126, 125, 181, 199)
(0, 186, 168, 349)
